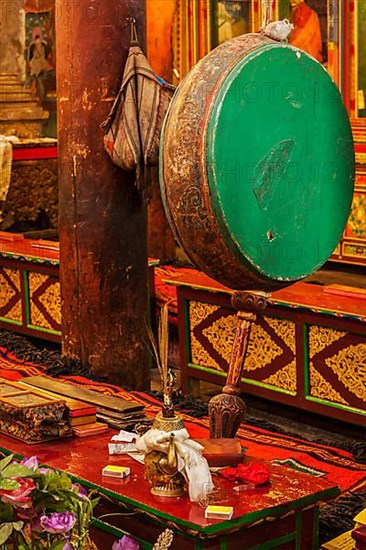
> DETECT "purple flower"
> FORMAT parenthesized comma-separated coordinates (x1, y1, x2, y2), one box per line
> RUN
(40, 512, 76, 534)
(21, 456, 38, 471)
(112, 535, 140, 550)
(71, 482, 88, 499)
(62, 540, 71, 550)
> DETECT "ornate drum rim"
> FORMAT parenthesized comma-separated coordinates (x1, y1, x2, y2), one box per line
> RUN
(160, 34, 355, 291)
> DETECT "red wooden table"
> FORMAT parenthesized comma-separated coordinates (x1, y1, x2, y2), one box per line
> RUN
(0, 431, 339, 549)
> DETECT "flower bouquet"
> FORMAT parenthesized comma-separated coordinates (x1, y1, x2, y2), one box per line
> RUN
(0, 453, 98, 550)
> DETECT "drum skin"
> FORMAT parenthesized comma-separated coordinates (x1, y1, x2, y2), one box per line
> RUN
(159, 34, 355, 290)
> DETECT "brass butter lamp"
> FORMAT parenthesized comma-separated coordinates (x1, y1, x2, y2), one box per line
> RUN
(144, 304, 186, 497)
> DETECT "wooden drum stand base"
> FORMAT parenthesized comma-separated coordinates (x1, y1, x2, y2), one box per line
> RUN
(209, 291, 269, 438)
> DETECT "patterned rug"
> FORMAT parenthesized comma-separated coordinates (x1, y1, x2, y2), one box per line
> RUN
(0, 345, 365, 544)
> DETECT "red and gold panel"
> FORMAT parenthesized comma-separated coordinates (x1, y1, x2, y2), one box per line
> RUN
(28, 271, 61, 332)
(344, 191, 366, 241)
(308, 325, 366, 410)
(258, 317, 297, 393)
(0, 267, 22, 323)
(188, 301, 296, 393)
(332, 142, 365, 265)
(355, 147, 366, 170)
(355, 169, 366, 191)
(189, 301, 235, 372)
(341, 242, 366, 263)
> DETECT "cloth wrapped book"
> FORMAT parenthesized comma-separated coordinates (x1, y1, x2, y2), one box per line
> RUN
(0, 379, 72, 443)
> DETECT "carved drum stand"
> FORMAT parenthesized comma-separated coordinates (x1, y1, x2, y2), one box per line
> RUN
(159, 33, 355, 437)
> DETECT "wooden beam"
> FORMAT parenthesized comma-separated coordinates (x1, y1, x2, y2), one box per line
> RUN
(56, 0, 150, 389)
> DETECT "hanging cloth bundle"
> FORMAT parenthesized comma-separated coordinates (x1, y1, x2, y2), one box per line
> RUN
(101, 20, 175, 200)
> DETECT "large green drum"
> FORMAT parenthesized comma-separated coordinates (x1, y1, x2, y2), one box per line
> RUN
(160, 33, 355, 291)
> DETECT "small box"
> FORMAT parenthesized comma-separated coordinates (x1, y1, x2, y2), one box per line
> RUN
(193, 438, 244, 467)
(205, 505, 233, 520)
(102, 465, 130, 479)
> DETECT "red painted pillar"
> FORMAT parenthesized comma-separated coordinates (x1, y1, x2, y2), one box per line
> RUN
(56, 0, 149, 389)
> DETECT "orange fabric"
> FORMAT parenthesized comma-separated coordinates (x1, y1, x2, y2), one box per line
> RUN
(290, 2, 323, 63)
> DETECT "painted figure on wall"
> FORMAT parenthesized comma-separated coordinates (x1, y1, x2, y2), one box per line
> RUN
(25, 6, 57, 137)
(29, 31, 52, 78)
(27, 24, 54, 102)
(289, 0, 323, 63)
(217, 1, 251, 45)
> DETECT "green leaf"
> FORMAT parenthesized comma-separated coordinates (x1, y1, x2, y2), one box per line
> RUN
(0, 503, 13, 522)
(0, 455, 13, 473)
(0, 523, 13, 545)
(91, 497, 100, 508)
(42, 470, 72, 493)
(0, 478, 20, 491)
(2, 464, 34, 478)
(12, 521, 23, 532)
(50, 540, 69, 550)
(33, 492, 70, 514)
